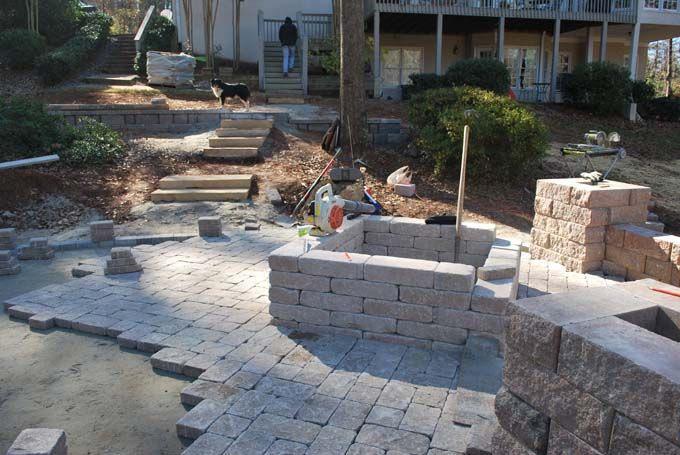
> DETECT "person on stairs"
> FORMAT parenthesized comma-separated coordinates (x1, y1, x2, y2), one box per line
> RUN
(279, 17, 298, 78)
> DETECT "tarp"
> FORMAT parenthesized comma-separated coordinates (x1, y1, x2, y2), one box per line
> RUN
(146, 51, 196, 87)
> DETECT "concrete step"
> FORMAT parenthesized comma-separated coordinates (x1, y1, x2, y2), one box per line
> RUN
(220, 119, 273, 129)
(266, 83, 303, 90)
(265, 72, 301, 78)
(216, 128, 271, 137)
(203, 147, 260, 159)
(158, 174, 253, 190)
(265, 78, 302, 84)
(266, 89, 304, 96)
(151, 188, 250, 202)
(266, 96, 305, 105)
(83, 74, 139, 85)
(209, 136, 265, 148)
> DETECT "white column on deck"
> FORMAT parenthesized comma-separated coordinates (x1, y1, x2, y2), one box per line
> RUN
(550, 18, 561, 102)
(436, 13, 443, 75)
(586, 27, 594, 62)
(599, 21, 608, 61)
(538, 30, 546, 83)
(497, 16, 505, 63)
(374, 10, 381, 98)
(628, 22, 641, 79)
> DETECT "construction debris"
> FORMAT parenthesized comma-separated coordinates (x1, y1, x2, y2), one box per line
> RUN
(560, 130, 626, 184)
(0, 228, 17, 250)
(0, 250, 21, 276)
(104, 247, 142, 275)
(198, 216, 223, 237)
(394, 183, 416, 197)
(90, 220, 115, 242)
(18, 238, 54, 260)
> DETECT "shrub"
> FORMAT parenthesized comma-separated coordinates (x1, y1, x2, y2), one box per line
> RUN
(446, 59, 511, 95)
(0, 28, 46, 69)
(639, 97, 680, 122)
(34, 12, 112, 85)
(563, 62, 632, 116)
(61, 117, 125, 165)
(0, 96, 71, 161)
(0, 0, 80, 46)
(407, 73, 452, 97)
(135, 15, 176, 76)
(409, 86, 548, 179)
(631, 80, 655, 105)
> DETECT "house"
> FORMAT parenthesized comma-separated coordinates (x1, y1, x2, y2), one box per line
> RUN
(170, 0, 679, 101)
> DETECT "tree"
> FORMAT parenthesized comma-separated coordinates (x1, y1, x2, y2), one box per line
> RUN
(25, 0, 38, 33)
(666, 38, 674, 97)
(202, 0, 220, 70)
(232, 0, 240, 71)
(339, 0, 367, 162)
(181, 0, 193, 52)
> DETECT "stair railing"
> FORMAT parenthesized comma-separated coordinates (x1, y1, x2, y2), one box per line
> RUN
(258, 10, 265, 91)
(296, 11, 308, 96)
(134, 5, 156, 53)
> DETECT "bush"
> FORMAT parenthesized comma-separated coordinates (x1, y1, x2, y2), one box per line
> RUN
(61, 117, 125, 165)
(135, 15, 176, 76)
(409, 86, 548, 179)
(407, 73, 452, 97)
(0, 0, 80, 46)
(34, 12, 112, 85)
(0, 96, 71, 161)
(631, 80, 655, 105)
(563, 62, 632, 116)
(0, 28, 46, 69)
(446, 59, 511, 95)
(639, 97, 680, 122)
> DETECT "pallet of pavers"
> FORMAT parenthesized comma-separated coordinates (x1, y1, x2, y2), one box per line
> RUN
(203, 119, 273, 159)
(150, 174, 253, 203)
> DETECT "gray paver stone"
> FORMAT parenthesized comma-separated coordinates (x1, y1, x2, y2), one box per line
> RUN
(329, 399, 372, 430)
(250, 413, 322, 444)
(347, 443, 386, 455)
(183, 354, 221, 378)
(377, 383, 416, 410)
(207, 413, 252, 438)
(400, 403, 441, 436)
(228, 390, 276, 419)
(307, 425, 357, 455)
(151, 347, 196, 374)
(7, 428, 67, 455)
(356, 424, 430, 454)
(264, 439, 308, 455)
(199, 359, 244, 383)
(176, 399, 230, 439)
(181, 433, 233, 455)
(265, 396, 304, 418)
(224, 429, 275, 455)
(366, 406, 405, 428)
(430, 420, 471, 453)
(297, 394, 341, 424)
(180, 380, 243, 407)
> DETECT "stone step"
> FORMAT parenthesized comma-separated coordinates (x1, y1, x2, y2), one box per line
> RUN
(265, 72, 301, 78)
(158, 174, 253, 190)
(266, 83, 303, 91)
(215, 128, 271, 137)
(83, 74, 139, 85)
(208, 136, 266, 148)
(266, 89, 304, 96)
(266, 96, 305, 105)
(266, 78, 303, 85)
(220, 119, 273, 129)
(203, 147, 260, 159)
(150, 188, 250, 202)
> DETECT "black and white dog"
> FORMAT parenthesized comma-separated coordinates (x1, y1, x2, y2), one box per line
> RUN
(210, 78, 252, 109)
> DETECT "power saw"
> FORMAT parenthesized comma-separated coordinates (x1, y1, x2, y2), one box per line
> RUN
(305, 184, 375, 236)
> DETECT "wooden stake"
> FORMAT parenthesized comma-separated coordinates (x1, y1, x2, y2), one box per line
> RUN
(455, 125, 470, 262)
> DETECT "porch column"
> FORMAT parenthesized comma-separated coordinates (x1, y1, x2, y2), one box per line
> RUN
(628, 22, 641, 79)
(550, 18, 561, 103)
(599, 21, 608, 62)
(436, 13, 443, 75)
(586, 27, 594, 63)
(497, 16, 505, 63)
(373, 11, 381, 98)
(538, 31, 546, 83)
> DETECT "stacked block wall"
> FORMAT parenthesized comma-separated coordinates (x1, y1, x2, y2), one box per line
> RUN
(268, 216, 522, 349)
(496, 280, 680, 454)
(604, 224, 680, 286)
(530, 179, 651, 273)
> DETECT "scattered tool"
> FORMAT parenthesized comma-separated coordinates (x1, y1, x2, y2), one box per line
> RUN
(560, 131, 626, 184)
(305, 184, 376, 235)
(292, 147, 344, 218)
(651, 287, 680, 299)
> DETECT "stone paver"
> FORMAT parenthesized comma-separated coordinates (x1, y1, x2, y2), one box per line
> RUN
(2, 229, 623, 455)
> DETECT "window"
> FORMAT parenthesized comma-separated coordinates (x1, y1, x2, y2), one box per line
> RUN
(559, 53, 571, 73)
(475, 47, 495, 59)
(505, 47, 538, 88)
(622, 54, 630, 69)
(381, 47, 424, 87)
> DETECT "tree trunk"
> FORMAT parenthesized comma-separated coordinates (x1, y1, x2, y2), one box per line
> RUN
(666, 38, 674, 98)
(233, 0, 240, 71)
(332, 0, 341, 40)
(339, 0, 367, 162)
(182, 0, 194, 53)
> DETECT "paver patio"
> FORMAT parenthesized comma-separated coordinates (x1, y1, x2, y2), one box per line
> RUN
(1, 228, 624, 454)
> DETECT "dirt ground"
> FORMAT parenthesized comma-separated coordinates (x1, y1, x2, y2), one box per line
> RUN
(0, 251, 190, 455)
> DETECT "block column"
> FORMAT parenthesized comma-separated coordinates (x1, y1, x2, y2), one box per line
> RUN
(436, 13, 444, 75)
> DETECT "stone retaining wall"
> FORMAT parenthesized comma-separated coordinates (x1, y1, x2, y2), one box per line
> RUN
(289, 117, 409, 145)
(530, 178, 651, 273)
(496, 279, 680, 454)
(268, 216, 521, 349)
(604, 223, 680, 285)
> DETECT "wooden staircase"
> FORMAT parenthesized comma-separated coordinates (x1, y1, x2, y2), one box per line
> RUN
(150, 174, 253, 202)
(263, 41, 304, 104)
(103, 34, 137, 75)
(203, 119, 273, 159)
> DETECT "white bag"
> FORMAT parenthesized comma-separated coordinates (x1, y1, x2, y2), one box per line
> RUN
(146, 51, 196, 87)
(387, 166, 412, 187)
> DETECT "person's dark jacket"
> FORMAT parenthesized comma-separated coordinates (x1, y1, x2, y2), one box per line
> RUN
(279, 21, 298, 46)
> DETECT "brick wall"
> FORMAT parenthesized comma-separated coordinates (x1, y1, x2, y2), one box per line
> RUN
(268, 216, 521, 350)
(497, 280, 680, 454)
(288, 117, 409, 146)
(604, 224, 680, 286)
(530, 178, 651, 273)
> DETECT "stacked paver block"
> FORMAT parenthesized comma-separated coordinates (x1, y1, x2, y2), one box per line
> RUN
(7, 428, 67, 455)
(198, 216, 222, 237)
(458, 222, 497, 267)
(530, 178, 651, 273)
(268, 216, 514, 348)
(604, 223, 680, 285)
(104, 247, 142, 275)
(18, 237, 54, 260)
(497, 279, 680, 454)
(90, 220, 114, 242)
(0, 227, 17, 250)
(0, 250, 21, 275)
